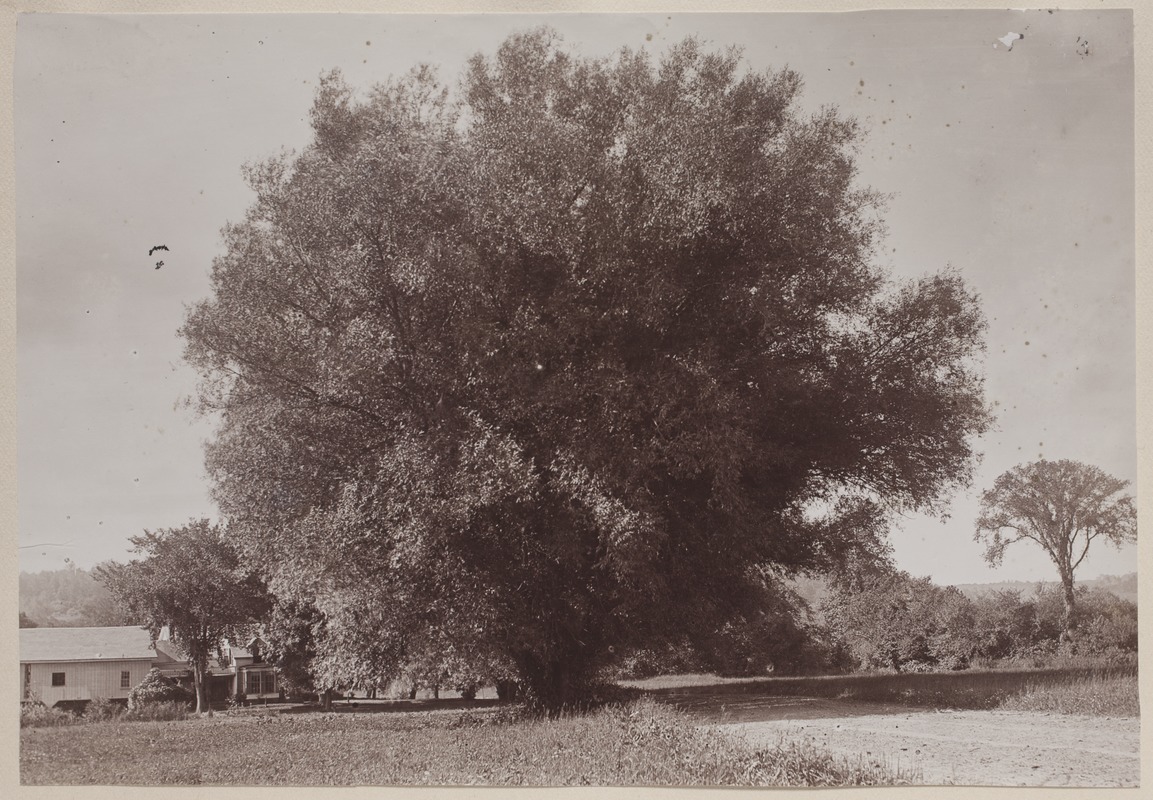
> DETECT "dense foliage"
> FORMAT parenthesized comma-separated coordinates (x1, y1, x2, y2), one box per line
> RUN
(19, 565, 134, 628)
(819, 567, 1137, 673)
(95, 520, 269, 713)
(822, 570, 975, 672)
(126, 668, 194, 711)
(975, 459, 1137, 637)
(182, 30, 992, 710)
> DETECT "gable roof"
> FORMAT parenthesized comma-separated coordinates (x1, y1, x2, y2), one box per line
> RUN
(154, 637, 231, 672)
(19, 626, 156, 662)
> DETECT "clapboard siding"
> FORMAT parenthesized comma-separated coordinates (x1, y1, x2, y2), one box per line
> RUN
(26, 659, 153, 705)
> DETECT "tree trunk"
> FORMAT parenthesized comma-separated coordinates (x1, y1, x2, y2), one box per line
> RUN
(319, 688, 333, 711)
(1061, 577, 1078, 642)
(192, 661, 211, 716)
(518, 652, 589, 717)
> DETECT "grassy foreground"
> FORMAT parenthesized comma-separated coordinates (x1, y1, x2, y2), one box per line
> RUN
(21, 697, 917, 787)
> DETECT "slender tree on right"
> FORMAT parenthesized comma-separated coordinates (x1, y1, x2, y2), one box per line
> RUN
(974, 459, 1136, 639)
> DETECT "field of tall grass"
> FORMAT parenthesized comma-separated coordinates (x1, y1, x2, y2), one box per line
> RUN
(21, 697, 918, 786)
(637, 664, 1138, 716)
(998, 671, 1139, 716)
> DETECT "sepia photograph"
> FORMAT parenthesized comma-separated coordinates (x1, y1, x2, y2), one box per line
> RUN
(14, 5, 1139, 789)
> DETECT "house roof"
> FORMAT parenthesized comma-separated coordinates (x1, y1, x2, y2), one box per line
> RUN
(154, 638, 233, 672)
(19, 626, 156, 663)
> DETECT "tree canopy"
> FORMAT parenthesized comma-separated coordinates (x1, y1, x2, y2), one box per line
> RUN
(95, 520, 269, 713)
(182, 30, 992, 710)
(974, 459, 1136, 637)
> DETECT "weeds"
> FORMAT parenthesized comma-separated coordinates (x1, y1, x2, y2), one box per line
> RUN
(123, 701, 191, 722)
(23, 698, 190, 727)
(84, 698, 124, 723)
(20, 703, 80, 729)
(650, 664, 1137, 713)
(998, 672, 1138, 717)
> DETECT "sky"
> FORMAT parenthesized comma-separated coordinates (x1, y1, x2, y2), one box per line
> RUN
(14, 9, 1137, 586)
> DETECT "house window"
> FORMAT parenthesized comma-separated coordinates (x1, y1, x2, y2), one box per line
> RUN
(121, 671, 131, 689)
(52, 672, 66, 687)
(246, 670, 276, 695)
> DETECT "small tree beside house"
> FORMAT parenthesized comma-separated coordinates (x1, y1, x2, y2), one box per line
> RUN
(95, 519, 270, 715)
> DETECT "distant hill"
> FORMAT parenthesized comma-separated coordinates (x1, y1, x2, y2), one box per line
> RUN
(18, 565, 136, 627)
(787, 571, 1137, 610)
(950, 573, 1137, 604)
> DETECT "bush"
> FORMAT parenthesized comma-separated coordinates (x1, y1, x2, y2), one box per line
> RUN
(822, 571, 977, 673)
(85, 697, 125, 722)
(613, 645, 698, 680)
(21, 701, 79, 728)
(128, 668, 193, 711)
(124, 700, 191, 722)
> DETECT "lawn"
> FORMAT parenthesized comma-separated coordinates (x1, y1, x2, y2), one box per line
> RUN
(21, 697, 917, 786)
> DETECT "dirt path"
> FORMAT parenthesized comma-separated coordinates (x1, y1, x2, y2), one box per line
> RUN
(691, 698, 1139, 786)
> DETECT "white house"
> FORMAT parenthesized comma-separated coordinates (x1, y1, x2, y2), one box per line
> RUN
(19, 626, 156, 708)
(20, 626, 283, 708)
(154, 633, 281, 703)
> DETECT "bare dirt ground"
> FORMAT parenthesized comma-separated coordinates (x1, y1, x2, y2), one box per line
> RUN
(674, 694, 1139, 786)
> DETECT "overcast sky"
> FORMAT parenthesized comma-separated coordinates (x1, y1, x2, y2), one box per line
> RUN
(15, 9, 1136, 585)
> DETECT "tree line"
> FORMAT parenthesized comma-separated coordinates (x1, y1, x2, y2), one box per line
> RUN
(19, 564, 134, 628)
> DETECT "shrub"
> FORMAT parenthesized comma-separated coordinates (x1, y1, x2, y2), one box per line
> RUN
(822, 571, 977, 673)
(21, 701, 79, 728)
(85, 697, 125, 722)
(613, 645, 699, 680)
(124, 700, 191, 722)
(128, 668, 193, 711)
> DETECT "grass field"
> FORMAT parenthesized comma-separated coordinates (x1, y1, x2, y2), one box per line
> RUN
(22, 666, 1135, 786)
(21, 697, 918, 786)
(633, 665, 1139, 716)
(998, 671, 1139, 716)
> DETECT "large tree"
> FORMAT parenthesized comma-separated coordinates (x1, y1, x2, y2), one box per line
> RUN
(974, 459, 1137, 638)
(95, 520, 269, 714)
(182, 31, 991, 711)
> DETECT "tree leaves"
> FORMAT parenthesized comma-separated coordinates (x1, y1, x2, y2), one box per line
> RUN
(974, 459, 1137, 636)
(182, 30, 993, 709)
(94, 520, 269, 713)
